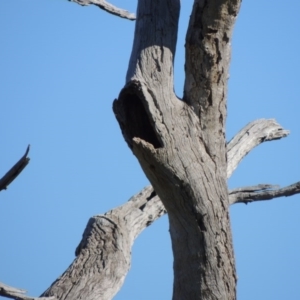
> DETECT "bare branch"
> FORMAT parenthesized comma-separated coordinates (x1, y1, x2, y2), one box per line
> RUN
(69, 0, 136, 20)
(48, 118, 291, 297)
(227, 119, 289, 178)
(0, 282, 55, 300)
(41, 186, 165, 300)
(0, 145, 30, 192)
(17, 118, 290, 298)
(229, 181, 300, 205)
(229, 184, 279, 194)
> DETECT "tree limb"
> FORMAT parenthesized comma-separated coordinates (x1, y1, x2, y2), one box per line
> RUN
(229, 184, 279, 194)
(41, 186, 164, 300)
(229, 182, 300, 205)
(0, 282, 55, 300)
(1, 118, 293, 299)
(0, 145, 30, 192)
(184, 0, 242, 167)
(69, 0, 136, 20)
(6, 118, 291, 299)
(227, 119, 289, 178)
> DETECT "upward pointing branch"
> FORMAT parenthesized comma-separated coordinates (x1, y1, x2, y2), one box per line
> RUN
(31, 118, 297, 299)
(227, 119, 290, 177)
(184, 0, 241, 164)
(0, 145, 30, 192)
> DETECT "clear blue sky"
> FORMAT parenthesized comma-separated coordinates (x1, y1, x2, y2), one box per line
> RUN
(1, 1, 299, 299)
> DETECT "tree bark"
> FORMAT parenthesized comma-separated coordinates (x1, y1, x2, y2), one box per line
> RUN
(113, 0, 241, 299)
(4, 1, 300, 300)
(35, 116, 295, 300)
(36, 116, 297, 300)
(40, 186, 165, 300)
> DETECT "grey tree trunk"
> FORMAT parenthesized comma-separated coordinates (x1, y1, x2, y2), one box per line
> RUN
(113, 0, 240, 299)
(2, 1, 300, 300)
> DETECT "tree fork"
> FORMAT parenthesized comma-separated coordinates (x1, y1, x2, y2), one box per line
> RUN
(113, 0, 240, 298)
(2, 1, 299, 300)
(37, 117, 295, 300)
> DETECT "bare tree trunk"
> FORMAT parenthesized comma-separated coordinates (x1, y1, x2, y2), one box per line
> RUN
(3, 1, 300, 300)
(36, 117, 294, 300)
(113, 0, 241, 298)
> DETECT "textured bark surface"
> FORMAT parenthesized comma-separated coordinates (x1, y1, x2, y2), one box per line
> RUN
(31, 118, 292, 300)
(113, 0, 241, 299)
(2, 119, 297, 300)
(41, 186, 165, 300)
(3, 1, 300, 300)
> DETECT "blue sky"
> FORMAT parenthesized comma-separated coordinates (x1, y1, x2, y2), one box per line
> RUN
(0, 1, 299, 299)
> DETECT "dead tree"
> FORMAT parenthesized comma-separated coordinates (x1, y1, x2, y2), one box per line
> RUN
(1, 1, 299, 300)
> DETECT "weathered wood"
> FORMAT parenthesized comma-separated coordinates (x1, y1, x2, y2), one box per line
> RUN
(41, 186, 164, 300)
(230, 184, 280, 194)
(3, 1, 299, 299)
(184, 0, 241, 171)
(229, 182, 300, 204)
(69, 0, 135, 20)
(113, 0, 241, 298)
(0, 281, 55, 300)
(227, 119, 289, 178)
(37, 115, 293, 299)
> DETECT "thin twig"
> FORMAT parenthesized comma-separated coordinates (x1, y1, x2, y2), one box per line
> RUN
(0, 145, 30, 192)
(69, 0, 136, 20)
(229, 181, 300, 205)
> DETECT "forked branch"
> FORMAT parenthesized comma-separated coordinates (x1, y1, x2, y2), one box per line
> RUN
(4, 119, 293, 299)
(40, 117, 296, 299)
(69, 0, 135, 20)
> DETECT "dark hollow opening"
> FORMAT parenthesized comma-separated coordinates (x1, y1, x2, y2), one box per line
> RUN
(121, 93, 162, 149)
